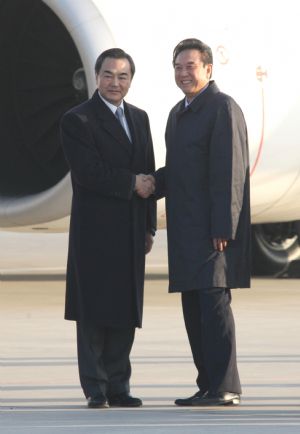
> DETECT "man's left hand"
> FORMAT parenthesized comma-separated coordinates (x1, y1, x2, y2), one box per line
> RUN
(213, 238, 228, 252)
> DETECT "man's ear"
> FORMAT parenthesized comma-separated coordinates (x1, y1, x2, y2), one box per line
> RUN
(207, 64, 213, 79)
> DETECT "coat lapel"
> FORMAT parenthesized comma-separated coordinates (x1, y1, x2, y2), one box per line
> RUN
(124, 102, 137, 147)
(90, 91, 133, 155)
(125, 103, 146, 172)
(175, 81, 220, 121)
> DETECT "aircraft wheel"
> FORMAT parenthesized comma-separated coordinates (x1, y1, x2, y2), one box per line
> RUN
(251, 224, 300, 276)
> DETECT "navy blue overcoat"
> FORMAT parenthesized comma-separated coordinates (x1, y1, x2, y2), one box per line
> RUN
(61, 91, 156, 326)
(156, 81, 250, 292)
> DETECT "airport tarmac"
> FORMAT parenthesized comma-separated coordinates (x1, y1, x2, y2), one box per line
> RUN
(1, 273, 300, 434)
(0, 229, 168, 277)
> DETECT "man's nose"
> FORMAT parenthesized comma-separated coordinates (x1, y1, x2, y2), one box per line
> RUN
(176, 67, 190, 77)
(111, 76, 120, 86)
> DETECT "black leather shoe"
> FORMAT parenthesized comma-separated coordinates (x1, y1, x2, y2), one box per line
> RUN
(175, 390, 208, 406)
(87, 394, 108, 408)
(192, 392, 241, 406)
(108, 393, 142, 407)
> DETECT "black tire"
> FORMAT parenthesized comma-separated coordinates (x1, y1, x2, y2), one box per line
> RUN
(251, 224, 300, 276)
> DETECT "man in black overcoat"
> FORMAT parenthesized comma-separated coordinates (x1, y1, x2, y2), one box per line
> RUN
(152, 38, 251, 406)
(60, 48, 156, 408)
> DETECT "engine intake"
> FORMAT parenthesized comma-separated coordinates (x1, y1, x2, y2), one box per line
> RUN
(0, 0, 114, 229)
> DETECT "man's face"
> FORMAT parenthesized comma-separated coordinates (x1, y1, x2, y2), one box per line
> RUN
(96, 57, 132, 106)
(174, 49, 212, 101)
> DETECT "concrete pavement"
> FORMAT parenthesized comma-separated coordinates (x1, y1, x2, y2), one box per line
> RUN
(1, 277, 300, 433)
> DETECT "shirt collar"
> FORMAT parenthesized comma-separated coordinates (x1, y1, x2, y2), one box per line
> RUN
(98, 91, 124, 114)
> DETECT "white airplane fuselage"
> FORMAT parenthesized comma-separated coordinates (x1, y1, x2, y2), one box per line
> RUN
(91, 0, 300, 227)
(0, 0, 300, 275)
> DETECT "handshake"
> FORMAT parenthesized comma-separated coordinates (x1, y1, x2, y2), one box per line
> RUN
(135, 174, 155, 199)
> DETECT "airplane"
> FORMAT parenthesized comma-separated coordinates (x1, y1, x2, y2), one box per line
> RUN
(1, 0, 300, 277)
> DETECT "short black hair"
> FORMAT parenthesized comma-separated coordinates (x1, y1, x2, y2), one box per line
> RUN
(95, 48, 135, 77)
(172, 38, 213, 67)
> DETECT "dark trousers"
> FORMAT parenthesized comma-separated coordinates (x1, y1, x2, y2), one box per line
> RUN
(76, 321, 135, 399)
(181, 287, 241, 395)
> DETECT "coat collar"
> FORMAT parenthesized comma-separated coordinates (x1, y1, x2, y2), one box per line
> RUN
(90, 90, 134, 152)
(189, 80, 220, 112)
(175, 81, 220, 118)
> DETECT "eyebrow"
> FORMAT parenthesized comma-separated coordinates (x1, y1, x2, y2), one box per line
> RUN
(103, 70, 129, 76)
(174, 61, 198, 66)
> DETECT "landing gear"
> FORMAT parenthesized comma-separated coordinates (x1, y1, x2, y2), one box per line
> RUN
(251, 222, 300, 276)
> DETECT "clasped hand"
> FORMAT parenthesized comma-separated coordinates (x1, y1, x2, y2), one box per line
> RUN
(135, 174, 155, 198)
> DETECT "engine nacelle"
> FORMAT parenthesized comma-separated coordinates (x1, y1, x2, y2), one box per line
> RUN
(0, 0, 114, 230)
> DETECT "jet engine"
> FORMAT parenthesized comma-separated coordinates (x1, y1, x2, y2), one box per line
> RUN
(0, 0, 114, 230)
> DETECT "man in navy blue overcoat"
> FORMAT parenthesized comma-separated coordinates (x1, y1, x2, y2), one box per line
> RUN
(154, 38, 251, 406)
(61, 48, 156, 409)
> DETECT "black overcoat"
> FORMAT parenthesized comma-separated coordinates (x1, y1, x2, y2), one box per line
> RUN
(60, 91, 156, 327)
(155, 81, 250, 292)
